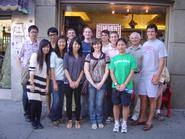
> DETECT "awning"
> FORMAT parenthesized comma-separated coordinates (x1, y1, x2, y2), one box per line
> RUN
(0, 0, 29, 14)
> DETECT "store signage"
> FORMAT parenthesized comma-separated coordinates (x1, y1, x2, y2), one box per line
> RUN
(96, 23, 121, 38)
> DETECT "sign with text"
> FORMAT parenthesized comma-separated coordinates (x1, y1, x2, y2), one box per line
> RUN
(96, 24, 121, 38)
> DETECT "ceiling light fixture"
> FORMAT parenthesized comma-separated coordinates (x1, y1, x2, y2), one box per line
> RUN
(129, 14, 138, 29)
(112, 10, 115, 14)
(145, 9, 149, 13)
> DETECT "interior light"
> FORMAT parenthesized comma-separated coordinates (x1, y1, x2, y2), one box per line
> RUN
(145, 9, 149, 13)
(112, 10, 115, 14)
(127, 9, 130, 13)
(65, 12, 90, 22)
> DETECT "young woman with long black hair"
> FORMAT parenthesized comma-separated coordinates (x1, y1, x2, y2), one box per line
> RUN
(27, 39, 51, 129)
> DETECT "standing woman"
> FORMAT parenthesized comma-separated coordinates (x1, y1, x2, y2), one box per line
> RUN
(64, 37, 84, 129)
(84, 38, 109, 129)
(27, 39, 51, 129)
(48, 36, 67, 126)
(109, 38, 137, 133)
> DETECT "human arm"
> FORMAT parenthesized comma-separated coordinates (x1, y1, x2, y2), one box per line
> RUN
(51, 68, 58, 91)
(45, 76, 50, 94)
(84, 62, 96, 88)
(64, 69, 75, 88)
(29, 53, 37, 92)
(118, 70, 135, 91)
(63, 53, 75, 88)
(152, 57, 165, 85)
(74, 70, 84, 88)
(96, 64, 109, 90)
(110, 69, 120, 91)
(50, 52, 58, 91)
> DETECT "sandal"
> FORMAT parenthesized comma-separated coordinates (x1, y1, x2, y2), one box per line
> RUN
(52, 121, 60, 127)
(75, 121, 81, 129)
(67, 120, 73, 128)
(143, 124, 153, 131)
(131, 121, 146, 126)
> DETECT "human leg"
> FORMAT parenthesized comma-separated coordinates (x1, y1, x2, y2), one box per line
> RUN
(88, 84, 97, 124)
(74, 85, 82, 127)
(30, 100, 38, 129)
(36, 101, 43, 129)
(22, 85, 30, 120)
(49, 81, 61, 122)
(96, 84, 106, 126)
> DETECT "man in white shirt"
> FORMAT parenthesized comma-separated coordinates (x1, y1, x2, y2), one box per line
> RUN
(134, 24, 167, 131)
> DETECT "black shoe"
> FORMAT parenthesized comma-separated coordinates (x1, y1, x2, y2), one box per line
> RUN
(37, 122, 44, 129)
(32, 122, 38, 129)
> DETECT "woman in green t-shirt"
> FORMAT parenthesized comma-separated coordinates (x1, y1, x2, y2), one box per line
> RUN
(109, 38, 137, 133)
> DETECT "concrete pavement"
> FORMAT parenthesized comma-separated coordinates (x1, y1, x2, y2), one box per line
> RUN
(0, 100, 185, 139)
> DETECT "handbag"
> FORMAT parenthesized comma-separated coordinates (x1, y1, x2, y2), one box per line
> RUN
(21, 65, 29, 85)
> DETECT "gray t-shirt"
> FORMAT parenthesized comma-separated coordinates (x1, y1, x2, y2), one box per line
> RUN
(141, 39, 167, 78)
(127, 45, 143, 72)
(63, 53, 85, 84)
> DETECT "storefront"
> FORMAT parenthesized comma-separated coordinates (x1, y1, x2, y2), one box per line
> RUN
(1, 0, 185, 108)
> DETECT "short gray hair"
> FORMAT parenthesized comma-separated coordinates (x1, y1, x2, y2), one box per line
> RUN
(129, 32, 141, 40)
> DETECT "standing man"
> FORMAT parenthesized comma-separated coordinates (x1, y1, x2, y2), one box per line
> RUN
(127, 32, 143, 121)
(47, 27, 58, 50)
(66, 28, 76, 48)
(18, 25, 39, 122)
(47, 27, 59, 112)
(81, 26, 93, 119)
(104, 31, 119, 124)
(135, 24, 167, 131)
(100, 30, 111, 54)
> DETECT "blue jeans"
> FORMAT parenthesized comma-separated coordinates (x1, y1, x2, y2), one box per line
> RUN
(22, 84, 30, 116)
(49, 80, 64, 121)
(88, 83, 106, 124)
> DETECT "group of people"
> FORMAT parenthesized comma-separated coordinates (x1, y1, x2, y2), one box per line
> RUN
(18, 23, 169, 133)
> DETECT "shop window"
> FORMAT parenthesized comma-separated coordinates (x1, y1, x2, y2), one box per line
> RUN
(60, 3, 167, 43)
(0, 19, 11, 89)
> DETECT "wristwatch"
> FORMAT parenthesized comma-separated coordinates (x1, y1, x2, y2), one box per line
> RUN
(114, 82, 118, 86)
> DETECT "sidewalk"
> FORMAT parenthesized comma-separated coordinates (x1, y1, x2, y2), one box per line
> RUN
(0, 100, 185, 139)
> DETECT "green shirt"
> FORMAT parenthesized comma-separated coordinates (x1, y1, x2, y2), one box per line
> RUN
(109, 53, 137, 89)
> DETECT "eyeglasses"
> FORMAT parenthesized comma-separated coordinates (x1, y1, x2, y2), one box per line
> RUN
(30, 31, 38, 34)
(49, 33, 57, 37)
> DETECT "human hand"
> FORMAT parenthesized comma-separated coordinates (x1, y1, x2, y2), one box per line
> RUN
(96, 82, 103, 90)
(53, 82, 58, 91)
(69, 81, 75, 89)
(74, 80, 80, 88)
(30, 84, 35, 92)
(152, 73, 160, 85)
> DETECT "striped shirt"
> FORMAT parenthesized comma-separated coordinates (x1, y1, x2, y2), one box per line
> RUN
(27, 53, 47, 101)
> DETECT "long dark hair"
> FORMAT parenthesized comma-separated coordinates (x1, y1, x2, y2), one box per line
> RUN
(68, 37, 83, 57)
(54, 36, 67, 58)
(37, 39, 51, 73)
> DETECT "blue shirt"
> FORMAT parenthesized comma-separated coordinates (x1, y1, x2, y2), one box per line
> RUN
(82, 41, 91, 56)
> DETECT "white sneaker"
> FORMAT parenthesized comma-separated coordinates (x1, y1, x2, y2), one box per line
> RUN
(131, 114, 138, 121)
(113, 122, 120, 132)
(121, 122, 127, 133)
(98, 123, 104, 128)
(92, 124, 97, 129)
